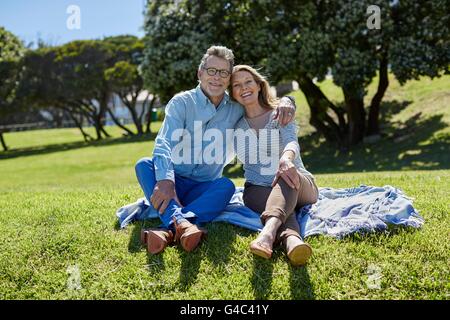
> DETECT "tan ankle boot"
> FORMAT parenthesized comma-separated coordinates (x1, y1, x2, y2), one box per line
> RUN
(141, 228, 174, 254)
(173, 218, 206, 252)
(285, 236, 312, 266)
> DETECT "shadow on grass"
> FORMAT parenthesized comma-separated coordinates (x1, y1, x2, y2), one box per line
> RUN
(300, 113, 449, 174)
(177, 249, 203, 292)
(202, 223, 253, 267)
(379, 100, 411, 124)
(147, 253, 166, 277)
(0, 131, 156, 160)
(251, 256, 274, 299)
(177, 223, 255, 292)
(127, 222, 146, 253)
(124, 218, 161, 254)
(250, 248, 315, 300)
(124, 221, 169, 280)
(119, 217, 315, 298)
(124, 220, 207, 292)
(289, 265, 315, 300)
(222, 101, 449, 178)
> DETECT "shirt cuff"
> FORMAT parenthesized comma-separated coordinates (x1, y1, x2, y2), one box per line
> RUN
(283, 142, 300, 157)
(153, 156, 175, 182)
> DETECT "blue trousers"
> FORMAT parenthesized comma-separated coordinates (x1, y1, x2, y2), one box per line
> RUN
(135, 157, 235, 229)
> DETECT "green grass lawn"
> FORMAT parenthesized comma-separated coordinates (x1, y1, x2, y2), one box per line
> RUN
(0, 75, 449, 299)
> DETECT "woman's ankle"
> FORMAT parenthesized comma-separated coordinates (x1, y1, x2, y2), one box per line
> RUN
(284, 234, 302, 248)
(262, 217, 282, 239)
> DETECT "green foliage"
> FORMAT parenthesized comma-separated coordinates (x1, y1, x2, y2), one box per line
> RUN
(103, 36, 151, 135)
(141, 0, 449, 146)
(105, 61, 139, 91)
(104, 36, 146, 97)
(141, 1, 211, 102)
(389, 0, 450, 83)
(16, 35, 151, 139)
(55, 40, 112, 101)
(0, 27, 24, 63)
(104, 35, 145, 91)
(18, 40, 112, 108)
(0, 27, 25, 111)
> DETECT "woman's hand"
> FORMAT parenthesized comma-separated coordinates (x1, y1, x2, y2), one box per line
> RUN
(273, 97, 296, 126)
(271, 157, 300, 190)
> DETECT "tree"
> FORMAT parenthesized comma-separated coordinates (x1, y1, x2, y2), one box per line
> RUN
(256, 0, 449, 147)
(55, 40, 115, 140)
(0, 27, 25, 151)
(17, 47, 95, 142)
(104, 35, 155, 135)
(18, 36, 160, 142)
(141, 0, 216, 103)
(142, 0, 449, 149)
(19, 40, 117, 141)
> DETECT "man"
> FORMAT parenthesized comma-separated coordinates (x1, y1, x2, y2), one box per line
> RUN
(135, 46, 296, 254)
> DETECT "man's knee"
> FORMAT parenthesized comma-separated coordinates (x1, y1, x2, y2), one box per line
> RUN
(135, 157, 154, 176)
(216, 177, 235, 193)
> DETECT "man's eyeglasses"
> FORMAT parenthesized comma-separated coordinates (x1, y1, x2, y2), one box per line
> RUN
(202, 67, 231, 78)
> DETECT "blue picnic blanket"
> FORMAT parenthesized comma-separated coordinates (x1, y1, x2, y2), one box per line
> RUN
(116, 185, 424, 239)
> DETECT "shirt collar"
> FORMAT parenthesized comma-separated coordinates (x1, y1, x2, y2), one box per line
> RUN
(195, 84, 230, 108)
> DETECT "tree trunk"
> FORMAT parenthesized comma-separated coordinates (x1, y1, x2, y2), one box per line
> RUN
(106, 107, 135, 136)
(95, 92, 112, 139)
(78, 103, 103, 140)
(0, 132, 8, 151)
(116, 93, 143, 135)
(100, 106, 111, 138)
(100, 125, 110, 139)
(67, 111, 93, 142)
(126, 97, 143, 135)
(138, 92, 150, 130)
(93, 118, 103, 140)
(367, 54, 389, 136)
(343, 88, 366, 146)
(91, 113, 108, 140)
(297, 74, 346, 148)
(145, 96, 156, 134)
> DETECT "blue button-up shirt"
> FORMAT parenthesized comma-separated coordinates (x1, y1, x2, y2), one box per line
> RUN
(153, 85, 244, 182)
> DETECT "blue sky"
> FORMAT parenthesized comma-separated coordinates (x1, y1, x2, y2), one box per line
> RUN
(0, 0, 146, 46)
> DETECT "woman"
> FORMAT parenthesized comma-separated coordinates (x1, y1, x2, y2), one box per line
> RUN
(231, 65, 318, 266)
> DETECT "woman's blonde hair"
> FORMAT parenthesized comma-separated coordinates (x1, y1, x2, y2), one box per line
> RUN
(231, 65, 279, 109)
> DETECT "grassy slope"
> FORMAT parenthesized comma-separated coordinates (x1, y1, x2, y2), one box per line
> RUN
(0, 75, 448, 299)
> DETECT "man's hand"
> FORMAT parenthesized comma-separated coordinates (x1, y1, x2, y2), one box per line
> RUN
(273, 96, 296, 126)
(271, 157, 300, 190)
(151, 180, 182, 214)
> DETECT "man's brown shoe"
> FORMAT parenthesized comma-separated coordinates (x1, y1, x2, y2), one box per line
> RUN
(140, 229, 149, 246)
(173, 218, 206, 252)
(141, 228, 174, 254)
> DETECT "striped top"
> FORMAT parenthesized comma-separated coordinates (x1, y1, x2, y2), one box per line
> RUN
(234, 110, 313, 187)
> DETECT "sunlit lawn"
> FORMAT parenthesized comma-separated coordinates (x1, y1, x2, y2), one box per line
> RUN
(0, 75, 448, 299)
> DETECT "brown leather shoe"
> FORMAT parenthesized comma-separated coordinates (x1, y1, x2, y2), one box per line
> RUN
(140, 229, 149, 246)
(173, 218, 206, 252)
(141, 228, 174, 254)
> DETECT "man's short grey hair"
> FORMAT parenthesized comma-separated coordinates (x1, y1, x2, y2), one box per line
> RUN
(198, 46, 234, 72)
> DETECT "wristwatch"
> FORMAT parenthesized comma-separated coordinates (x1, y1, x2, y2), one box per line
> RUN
(284, 95, 297, 110)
